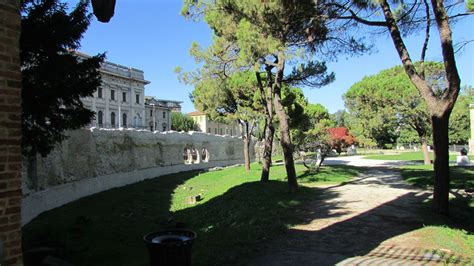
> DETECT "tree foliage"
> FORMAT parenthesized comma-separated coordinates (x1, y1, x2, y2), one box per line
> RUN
(331, 0, 471, 214)
(344, 62, 445, 149)
(330, 110, 348, 127)
(171, 112, 198, 132)
(299, 103, 335, 172)
(182, 0, 363, 191)
(449, 93, 471, 145)
(21, 0, 104, 156)
(327, 127, 356, 153)
(177, 38, 264, 172)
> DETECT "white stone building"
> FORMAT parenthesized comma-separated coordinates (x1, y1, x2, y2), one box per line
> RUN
(145, 97, 182, 132)
(79, 53, 149, 129)
(188, 111, 242, 136)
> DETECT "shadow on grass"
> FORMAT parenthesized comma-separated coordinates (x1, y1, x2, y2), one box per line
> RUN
(22, 168, 345, 266)
(297, 165, 365, 184)
(171, 181, 342, 266)
(418, 194, 474, 233)
(22, 170, 202, 266)
(401, 165, 474, 230)
(249, 190, 473, 265)
(22, 164, 472, 266)
(401, 166, 474, 189)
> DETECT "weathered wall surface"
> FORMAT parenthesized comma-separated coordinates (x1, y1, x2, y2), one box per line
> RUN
(0, 0, 23, 264)
(22, 129, 255, 225)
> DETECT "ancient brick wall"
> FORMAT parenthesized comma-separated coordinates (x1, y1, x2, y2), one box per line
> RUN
(0, 0, 23, 264)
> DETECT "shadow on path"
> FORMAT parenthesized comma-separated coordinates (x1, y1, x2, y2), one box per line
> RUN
(248, 166, 473, 265)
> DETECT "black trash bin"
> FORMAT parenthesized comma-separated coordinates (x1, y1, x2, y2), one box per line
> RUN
(143, 229, 197, 266)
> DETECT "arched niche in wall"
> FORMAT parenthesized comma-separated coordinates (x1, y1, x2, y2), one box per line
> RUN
(201, 148, 209, 163)
(183, 147, 192, 164)
(191, 148, 200, 164)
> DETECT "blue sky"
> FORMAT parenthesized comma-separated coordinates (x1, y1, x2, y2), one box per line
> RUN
(75, 0, 474, 114)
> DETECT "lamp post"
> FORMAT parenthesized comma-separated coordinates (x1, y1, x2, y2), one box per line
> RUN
(90, 0, 116, 23)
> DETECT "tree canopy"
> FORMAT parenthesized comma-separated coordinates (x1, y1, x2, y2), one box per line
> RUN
(171, 112, 198, 132)
(449, 93, 471, 145)
(21, 0, 104, 157)
(182, 0, 361, 191)
(331, 0, 471, 214)
(344, 62, 445, 151)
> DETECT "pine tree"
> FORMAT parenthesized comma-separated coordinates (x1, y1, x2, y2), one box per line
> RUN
(182, 0, 361, 192)
(332, 0, 469, 215)
(21, 0, 105, 157)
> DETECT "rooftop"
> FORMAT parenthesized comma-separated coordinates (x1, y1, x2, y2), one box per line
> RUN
(188, 111, 206, 116)
(74, 51, 150, 84)
(145, 96, 183, 104)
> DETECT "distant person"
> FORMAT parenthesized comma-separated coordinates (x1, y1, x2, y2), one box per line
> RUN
(457, 148, 470, 166)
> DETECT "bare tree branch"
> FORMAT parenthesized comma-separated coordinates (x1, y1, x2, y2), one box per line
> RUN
(419, 0, 431, 79)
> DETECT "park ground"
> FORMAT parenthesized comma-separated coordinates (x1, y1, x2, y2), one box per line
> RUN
(22, 152, 473, 265)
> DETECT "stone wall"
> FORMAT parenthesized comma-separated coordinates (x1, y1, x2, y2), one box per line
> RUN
(0, 0, 23, 264)
(22, 129, 255, 225)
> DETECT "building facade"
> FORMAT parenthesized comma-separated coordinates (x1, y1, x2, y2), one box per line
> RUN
(79, 53, 149, 129)
(188, 111, 242, 136)
(145, 97, 182, 132)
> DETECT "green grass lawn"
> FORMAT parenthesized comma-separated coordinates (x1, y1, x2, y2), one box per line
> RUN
(364, 151, 474, 161)
(401, 164, 474, 189)
(400, 164, 474, 258)
(22, 163, 362, 266)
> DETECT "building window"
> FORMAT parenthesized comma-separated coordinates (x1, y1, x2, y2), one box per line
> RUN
(111, 112, 116, 127)
(163, 112, 166, 119)
(163, 125, 166, 132)
(98, 88, 103, 98)
(98, 110, 103, 126)
(214, 128, 217, 134)
(219, 128, 223, 135)
(136, 94, 140, 104)
(150, 109, 153, 116)
(111, 90, 115, 101)
(122, 92, 126, 102)
(122, 113, 127, 127)
(207, 128, 211, 133)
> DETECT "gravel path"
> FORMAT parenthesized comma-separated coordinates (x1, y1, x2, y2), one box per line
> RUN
(248, 157, 470, 265)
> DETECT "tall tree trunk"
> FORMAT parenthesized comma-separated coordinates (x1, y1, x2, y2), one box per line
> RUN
(243, 137, 250, 172)
(379, 0, 460, 215)
(256, 70, 275, 182)
(420, 136, 431, 165)
(261, 120, 275, 182)
(241, 120, 251, 172)
(273, 54, 298, 193)
(431, 114, 450, 215)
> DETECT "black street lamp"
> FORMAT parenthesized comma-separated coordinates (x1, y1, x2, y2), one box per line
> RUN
(91, 0, 116, 23)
